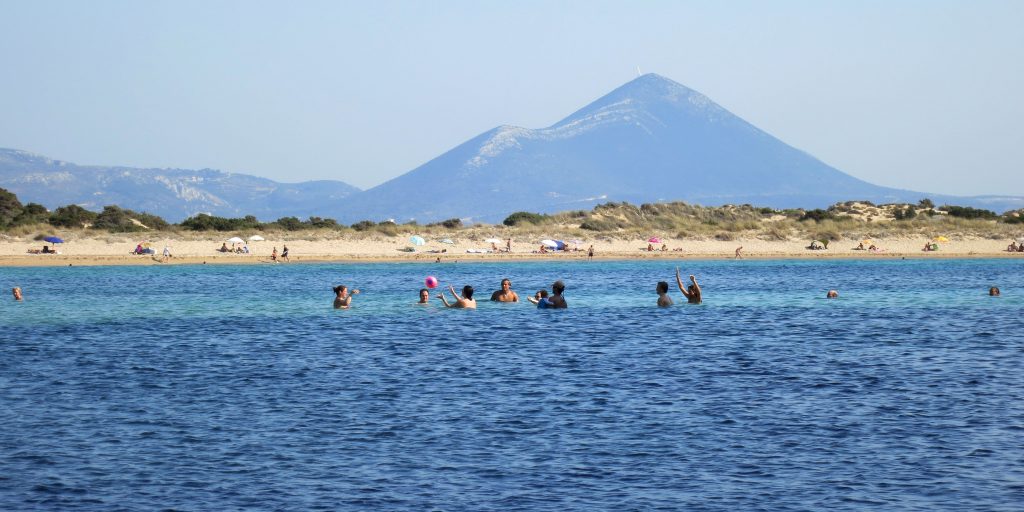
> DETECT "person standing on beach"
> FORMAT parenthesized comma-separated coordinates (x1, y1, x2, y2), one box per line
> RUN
(333, 285, 360, 309)
(547, 280, 568, 309)
(587, 245, 594, 261)
(271, 247, 278, 262)
(439, 285, 476, 309)
(281, 245, 290, 262)
(506, 238, 512, 253)
(735, 246, 743, 259)
(657, 281, 673, 307)
(675, 268, 702, 304)
(12, 287, 23, 301)
(490, 278, 519, 302)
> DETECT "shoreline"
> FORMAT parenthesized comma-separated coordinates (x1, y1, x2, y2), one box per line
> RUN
(2, 251, 1021, 268)
(2, 234, 1021, 267)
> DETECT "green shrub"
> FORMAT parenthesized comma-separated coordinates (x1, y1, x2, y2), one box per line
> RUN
(503, 212, 547, 226)
(0, 187, 23, 227)
(940, 205, 997, 220)
(49, 204, 98, 228)
(180, 214, 262, 231)
(351, 220, 375, 231)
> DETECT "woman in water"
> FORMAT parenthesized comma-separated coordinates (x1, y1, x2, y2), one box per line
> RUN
(333, 284, 360, 309)
(657, 281, 673, 307)
(438, 285, 476, 309)
(675, 268, 702, 304)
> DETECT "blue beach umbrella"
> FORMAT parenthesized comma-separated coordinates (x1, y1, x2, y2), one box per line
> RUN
(409, 235, 426, 246)
(43, 236, 64, 244)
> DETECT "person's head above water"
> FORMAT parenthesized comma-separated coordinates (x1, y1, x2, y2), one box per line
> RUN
(536, 289, 549, 299)
(333, 285, 348, 296)
(552, 280, 565, 295)
(462, 285, 474, 299)
(501, 278, 511, 289)
(657, 281, 669, 294)
(826, 289, 839, 298)
(418, 288, 430, 303)
(989, 286, 1000, 296)
(12, 287, 23, 301)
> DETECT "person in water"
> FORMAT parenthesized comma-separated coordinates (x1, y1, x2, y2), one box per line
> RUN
(989, 286, 1000, 297)
(439, 284, 476, 309)
(826, 289, 839, 299)
(527, 289, 551, 308)
(547, 280, 568, 309)
(675, 268, 702, 304)
(12, 287, 23, 301)
(489, 278, 519, 302)
(657, 281, 673, 307)
(417, 288, 431, 304)
(333, 284, 360, 309)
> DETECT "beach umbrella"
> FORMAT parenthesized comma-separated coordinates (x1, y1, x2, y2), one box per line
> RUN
(648, 237, 663, 244)
(226, 236, 245, 244)
(555, 240, 567, 251)
(248, 235, 265, 241)
(43, 236, 64, 244)
(484, 238, 502, 244)
(440, 238, 455, 244)
(410, 235, 426, 246)
(540, 239, 558, 248)
(933, 236, 949, 242)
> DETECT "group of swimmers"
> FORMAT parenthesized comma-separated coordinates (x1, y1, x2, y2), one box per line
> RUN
(332, 268, 703, 310)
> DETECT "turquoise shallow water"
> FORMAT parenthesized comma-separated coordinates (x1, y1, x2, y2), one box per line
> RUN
(2, 258, 1023, 510)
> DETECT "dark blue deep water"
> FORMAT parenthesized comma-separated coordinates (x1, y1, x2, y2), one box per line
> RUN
(2, 259, 1023, 511)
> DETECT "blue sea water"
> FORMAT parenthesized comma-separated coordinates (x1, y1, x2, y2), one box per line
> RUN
(1, 258, 1022, 511)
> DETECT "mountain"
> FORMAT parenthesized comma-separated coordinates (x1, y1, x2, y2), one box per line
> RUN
(331, 73, 1023, 223)
(0, 148, 361, 221)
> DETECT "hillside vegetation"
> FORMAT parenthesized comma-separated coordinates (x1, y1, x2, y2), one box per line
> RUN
(2, 186, 1021, 242)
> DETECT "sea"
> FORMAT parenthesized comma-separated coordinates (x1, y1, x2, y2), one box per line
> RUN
(2, 258, 1022, 511)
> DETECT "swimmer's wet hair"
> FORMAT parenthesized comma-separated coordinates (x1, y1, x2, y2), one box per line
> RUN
(552, 280, 565, 294)
(463, 285, 474, 299)
(333, 285, 347, 294)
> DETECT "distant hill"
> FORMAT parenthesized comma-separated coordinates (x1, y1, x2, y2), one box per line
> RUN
(0, 148, 361, 221)
(330, 73, 1023, 223)
(3, 73, 1021, 224)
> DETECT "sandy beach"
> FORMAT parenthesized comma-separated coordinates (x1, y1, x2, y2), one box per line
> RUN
(1, 233, 1020, 267)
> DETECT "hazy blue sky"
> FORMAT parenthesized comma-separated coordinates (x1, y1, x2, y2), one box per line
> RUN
(1, 0, 1022, 196)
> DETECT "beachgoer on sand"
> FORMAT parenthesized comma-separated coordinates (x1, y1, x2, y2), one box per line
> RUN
(587, 245, 594, 260)
(735, 246, 743, 259)
(281, 245, 290, 261)
(439, 285, 476, 309)
(271, 247, 278, 261)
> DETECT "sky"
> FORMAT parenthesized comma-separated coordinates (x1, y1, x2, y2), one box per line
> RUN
(1, 0, 1022, 196)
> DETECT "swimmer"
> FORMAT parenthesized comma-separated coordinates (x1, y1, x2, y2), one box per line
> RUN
(657, 281, 673, 307)
(417, 288, 430, 304)
(989, 286, 1000, 297)
(489, 278, 519, 302)
(12, 287, 23, 301)
(528, 289, 552, 308)
(438, 284, 476, 309)
(675, 268, 702, 304)
(826, 289, 839, 298)
(547, 280, 567, 309)
(332, 284, 360, 309)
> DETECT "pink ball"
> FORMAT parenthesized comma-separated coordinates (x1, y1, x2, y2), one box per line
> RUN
(425, 276, 439, 289)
